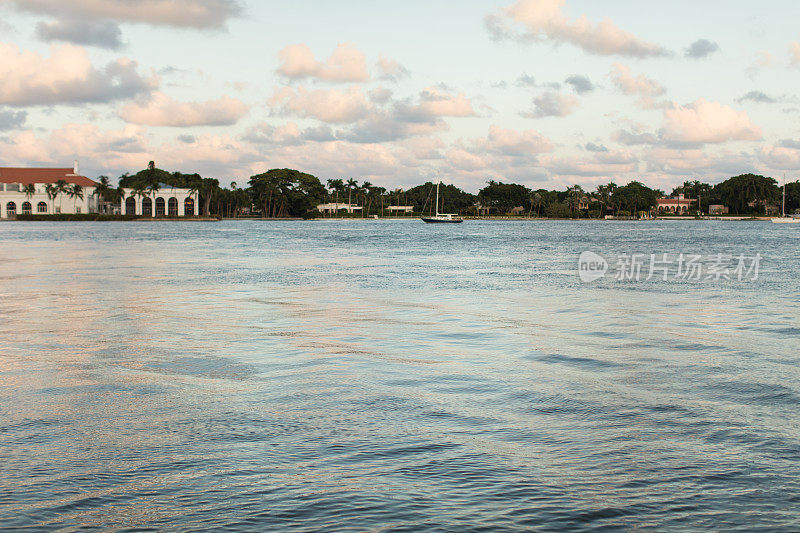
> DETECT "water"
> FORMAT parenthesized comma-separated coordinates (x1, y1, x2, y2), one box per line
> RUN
(1, 220, 799, 531)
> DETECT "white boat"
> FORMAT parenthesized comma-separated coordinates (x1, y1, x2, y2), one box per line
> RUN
(421, 181, 463, 224)
(771, 177, 800, 224)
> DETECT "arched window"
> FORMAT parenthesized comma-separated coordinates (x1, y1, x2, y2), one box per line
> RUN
(155, 197, 166, 216)
(125, 196, 136, 215)
(184, 197, 195, 216)
(6, 202, 16, 216)
(22, 202, 32, 215)
(168, 197, 178, 216)
(37, 202, 48, 214)
(142, 197, 152, 216)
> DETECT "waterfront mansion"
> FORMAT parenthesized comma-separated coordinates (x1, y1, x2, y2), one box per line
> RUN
(0, 164, 99, 218)
(1, 164, 197, 218)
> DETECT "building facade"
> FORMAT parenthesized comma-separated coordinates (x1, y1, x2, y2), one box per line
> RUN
(120, 185, 198, 217)
(657, 194, 696, 214)
(1, 165, 98, 219)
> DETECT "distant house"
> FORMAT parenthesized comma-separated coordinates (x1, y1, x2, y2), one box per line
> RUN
(387, 205, 414, 214)
(1, 163, 98, 218)
(317, 203, 362, 214)
(708, 204, 729, 215)
(657, 194, 695, 214)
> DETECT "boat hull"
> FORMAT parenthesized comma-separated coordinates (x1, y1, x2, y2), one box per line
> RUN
(771, 218, 800, 224)
(421, 217, 463, 224)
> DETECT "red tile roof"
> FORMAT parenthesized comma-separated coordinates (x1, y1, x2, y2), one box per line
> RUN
(0, 168, 97, 187)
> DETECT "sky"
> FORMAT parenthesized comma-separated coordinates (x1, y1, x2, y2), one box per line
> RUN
(0, 0, 799, 193)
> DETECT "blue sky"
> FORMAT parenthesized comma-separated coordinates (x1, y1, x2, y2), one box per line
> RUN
(0, 0, 799, 192)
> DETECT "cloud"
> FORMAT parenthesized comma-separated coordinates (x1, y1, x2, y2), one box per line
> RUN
(612, 129, 657, 146)
(610, 64, 664, 97)
(277, 43, 369, 83)
(341, 88, 475, 143)
(0, 108, 27, 130)
(522, 91, 579, 118)
(402, 87, 475, 119)
(584, 142, 608, 152)
(35, 19, 124, 49)
(269, 86, 372, 123)
(746, 50, 772, 76)
(540, 149, 637, 179)
(472, 125, 553, 156)
(2, 0, 241, 29)
(759, 144, 800, 170)
(685, 39, 719, 59)
(486, 0, 667, 57)
(0, 43, 156, 106)
(377, 56, 409, 81)
(791, 42, 800, 67)
(120, 91, 248, 126)
(778, 139, 800, 149)
(661, 99, 762, 144)
(565, 75, 594, 94)
(736, 91, 777, 104)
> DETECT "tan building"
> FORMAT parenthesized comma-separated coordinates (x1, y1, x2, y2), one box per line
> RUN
(657, 194, 696, 214)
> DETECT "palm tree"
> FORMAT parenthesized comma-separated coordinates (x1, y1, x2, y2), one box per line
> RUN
(346, 178, 358, 212)
(67, 184, 84, 212)
(131, 184, 148, 216)
(44, 183, 58, 213)
(361, 181, 372, 216)
(327, 179, 345, 216)
(54, 179, 69, 212)
(530, 192, 543, 217)
(566, 185, 584, 216)
(23, 183, 36, 203)
(147, 182, 161, 216)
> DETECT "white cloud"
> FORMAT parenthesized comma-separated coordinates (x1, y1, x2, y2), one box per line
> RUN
(487, 0, 666, 57)
(661, 99, 762, 144)
(1, 0, 241, 28)
(791, 42, 800, 67)
(759, 144, 800, 170)
(610, 64, 665, 97)
(474, 125, 553, 155)
(277, 43, 369, 83)
(405, 87, 475, 119)
(0, 43, 156, 106)
(269, 86, 372, 123)
(120, 91, 249, 127)
(376, 56, 409, 81)
(522, 91, 579, 118)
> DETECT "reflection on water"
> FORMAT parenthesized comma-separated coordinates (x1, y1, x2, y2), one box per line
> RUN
(1, 220, 799, 530)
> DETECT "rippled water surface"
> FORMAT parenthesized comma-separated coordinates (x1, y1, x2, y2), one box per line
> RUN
(1, 220, 799, 531)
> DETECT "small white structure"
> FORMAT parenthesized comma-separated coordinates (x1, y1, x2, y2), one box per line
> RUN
(120, 184, 198, 217)
(1, 163, 99, 218)
(387, 205, 414, 214)
(317, 202, 362, 214)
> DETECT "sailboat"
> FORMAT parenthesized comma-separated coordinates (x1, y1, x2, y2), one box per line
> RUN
(421, 181, 463, 223)
(771, 176, 800, 224)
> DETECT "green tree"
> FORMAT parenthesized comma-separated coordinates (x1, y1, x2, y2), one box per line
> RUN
(67, 184, 84, 212)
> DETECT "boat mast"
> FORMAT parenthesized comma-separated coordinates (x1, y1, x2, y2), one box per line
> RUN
(782, 174, 786, 217)
(435, 181, 440, 216)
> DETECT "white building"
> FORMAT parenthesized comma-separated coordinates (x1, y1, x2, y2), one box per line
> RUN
(317, 202, 362, 214)
(1, 164, 99, 218)
(120, 184, 198, 217)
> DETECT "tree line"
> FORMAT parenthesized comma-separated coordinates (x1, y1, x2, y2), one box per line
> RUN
(94, 165, 798, 218)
